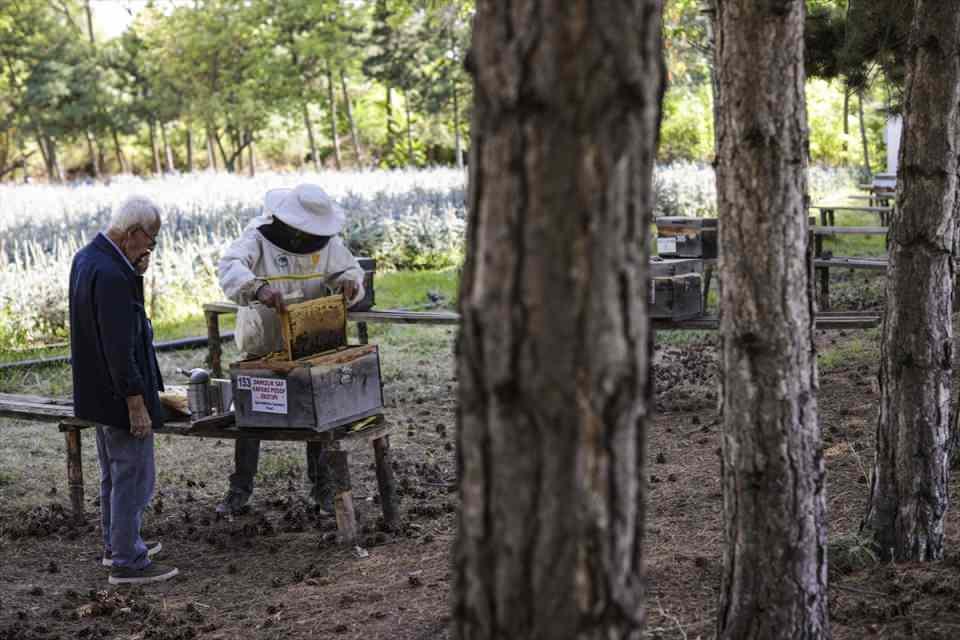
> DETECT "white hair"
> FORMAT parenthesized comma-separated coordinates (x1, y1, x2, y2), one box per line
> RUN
(107, 196, 162, 233)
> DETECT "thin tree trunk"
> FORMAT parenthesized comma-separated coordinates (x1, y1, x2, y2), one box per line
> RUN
(714, 1, 829, 638)
(303, 101, 320, 171)
(861, 0, 960, 562)
(341, 69, 361, 166)
(36, 134, 53, 183)
(453, 81, 463, 169)
(84, 130, 100, 179)
(160, 122, 175, 172)
(84, 0, 95, 45)
(858, 90, 871, 177)
(454, 2, 665, 638)
(404, 91, 414, 166)
(326, 62, 342, 170)
(206, 126, 218, 171)
(842, 83, 850, 162)
(247, 137, 256, 177)
(385, 85, 394, 163)
(149, 121, 162, 174)
(47, 136, 63, 183)
(111, 128, 129, 174)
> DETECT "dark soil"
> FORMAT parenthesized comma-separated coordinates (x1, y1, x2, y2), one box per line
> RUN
(5, 297, 960, 639)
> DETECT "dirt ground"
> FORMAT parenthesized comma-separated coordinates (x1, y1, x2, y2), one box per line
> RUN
(4, 314, 960, 639)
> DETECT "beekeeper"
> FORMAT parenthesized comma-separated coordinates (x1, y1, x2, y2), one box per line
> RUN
(216, 183, 365, 515)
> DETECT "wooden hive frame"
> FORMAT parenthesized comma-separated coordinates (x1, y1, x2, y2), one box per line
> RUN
(277, 294, 348, 361)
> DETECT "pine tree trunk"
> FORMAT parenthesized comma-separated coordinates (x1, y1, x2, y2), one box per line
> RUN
(85, 130, 101, 179)
(206, 126, 218, 171)
(303, 101, 320, 171)
(404, 91, 414, 166)
(861, 0, 960, 562)
(454, 2, 665, 638)
(714, 1, 829, 638)
(858, 91, 871, 177)
(453, 81, 463, 169)
(341, 69, 362, 166)
(842, 84, 850, 161)
(160, 122, 175, 172)
(111, 128, 129, 174)
(327, 62, 342, 170)
(149, 121, 162, 174)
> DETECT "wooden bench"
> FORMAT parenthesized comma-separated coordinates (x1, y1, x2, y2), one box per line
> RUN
(0, 393, 398, 548)
(811, 225, 889, 309)
(810, 205, 894, 226)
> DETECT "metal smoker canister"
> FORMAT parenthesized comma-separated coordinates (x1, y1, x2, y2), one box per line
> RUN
(187, 368, 212, 418)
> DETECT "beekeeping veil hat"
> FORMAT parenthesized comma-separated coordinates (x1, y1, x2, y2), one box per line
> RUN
(263, 184, 345, 236)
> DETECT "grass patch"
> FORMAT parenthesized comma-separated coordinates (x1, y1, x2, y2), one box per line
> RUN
(817, 330, 880, 372)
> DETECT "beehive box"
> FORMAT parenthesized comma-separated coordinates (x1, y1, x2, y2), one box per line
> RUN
(655, 217, 718, 259)
(230, 345, 384, 430)
(649, 259, 703, 320)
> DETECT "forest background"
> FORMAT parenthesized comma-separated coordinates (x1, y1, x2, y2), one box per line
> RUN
(0, 0, 895, 181)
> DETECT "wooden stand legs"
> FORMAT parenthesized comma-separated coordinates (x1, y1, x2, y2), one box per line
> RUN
(373, 435, 398, 530)
(64, 427, 85, 522)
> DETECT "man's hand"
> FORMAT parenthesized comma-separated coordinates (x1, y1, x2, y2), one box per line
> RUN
(341, 280, 360, 306)
(127, 395, 153, 439)
(256, 284, 287, 312)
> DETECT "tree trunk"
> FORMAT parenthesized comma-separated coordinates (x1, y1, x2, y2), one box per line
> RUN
(327, 62, 342, 170)
(85, 130, 101, 179)
(341, 69, 362, 166)
(454, 2, 665, 639)
(36, 134, 52, 181)
(206, 126, 218, 171)
(247, 137, 256, 177)
(111, 128, 129, 174)
(714, 1, 829, 638)
(84, 0, 95, 45)
(303, 101, 320, 171)
(149, 121, 162, 174)
(861, 0, 960, 562)
(842, 83, 850, 162)
(160, 122, 175, 173)
(453, 80, 463, 169)
(385, 85, 394, 163)
(858, 90, 872, 177)
(404, 91, 415, 166)
(44, 135, 63, 183)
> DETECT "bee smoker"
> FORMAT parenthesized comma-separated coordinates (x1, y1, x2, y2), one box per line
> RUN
(185, 368, 212, 418)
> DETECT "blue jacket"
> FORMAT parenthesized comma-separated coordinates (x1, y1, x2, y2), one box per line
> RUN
(69, 234, 164, 430)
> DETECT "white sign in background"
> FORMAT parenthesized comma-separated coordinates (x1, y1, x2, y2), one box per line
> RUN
(657, 237, 677, 255)
(250, 377, 288, 414)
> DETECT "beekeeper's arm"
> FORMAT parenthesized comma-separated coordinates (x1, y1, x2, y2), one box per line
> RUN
(328, 236, 365, 307)
(218, 228, 273, 306)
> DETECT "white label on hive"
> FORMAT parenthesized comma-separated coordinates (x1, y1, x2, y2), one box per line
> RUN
(236, 376, 252, 390)
(250, 377, 288, 414)
(657, 237, 677, 255)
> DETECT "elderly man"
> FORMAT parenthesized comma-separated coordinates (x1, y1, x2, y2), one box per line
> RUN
(69, 196, 178, 585)
(217, 183, 365, 515)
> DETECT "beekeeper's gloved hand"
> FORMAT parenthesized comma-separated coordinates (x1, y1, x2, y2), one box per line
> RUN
(256, 283, 287, 312)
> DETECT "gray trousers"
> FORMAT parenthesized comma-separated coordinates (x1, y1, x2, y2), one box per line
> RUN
(229, 439, 332, 498)
(95, 426, 155, 570)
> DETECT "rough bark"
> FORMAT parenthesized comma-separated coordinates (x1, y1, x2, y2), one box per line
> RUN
(714, 1, 829, 638)
(327, 62, 342, 170)
(454, 2, 665, 639)
(341, 69, 362, 166)
(303, 101, 320, 171)
(861, 0, 960, 562)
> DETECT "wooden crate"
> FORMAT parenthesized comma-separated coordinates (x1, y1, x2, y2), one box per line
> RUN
(649, 259, 703, 320)
(230, 345, 384, 431)
(655, 217, 718, 259)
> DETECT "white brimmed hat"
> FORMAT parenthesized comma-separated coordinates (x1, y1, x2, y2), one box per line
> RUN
(264, 184, 345, 236)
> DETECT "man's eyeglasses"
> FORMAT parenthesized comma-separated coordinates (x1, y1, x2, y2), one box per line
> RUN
(135, 226, 158, 250)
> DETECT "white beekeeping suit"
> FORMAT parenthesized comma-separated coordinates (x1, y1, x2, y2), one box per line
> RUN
(218, 185, 364, 356)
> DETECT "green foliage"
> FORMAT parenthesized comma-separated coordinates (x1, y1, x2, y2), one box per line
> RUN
(659, 84, 714, 163)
